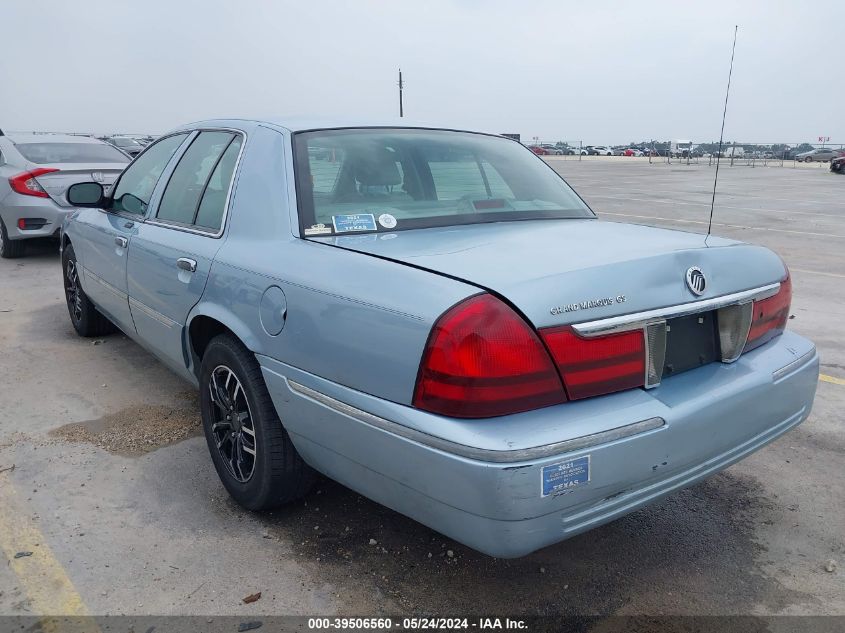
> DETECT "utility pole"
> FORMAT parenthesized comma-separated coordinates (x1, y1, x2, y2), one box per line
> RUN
(398, 68, 404, 118)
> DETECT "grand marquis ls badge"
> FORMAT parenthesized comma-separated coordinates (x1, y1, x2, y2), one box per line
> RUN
(686, 266, 706, 296)
(550, 294, 626, 315)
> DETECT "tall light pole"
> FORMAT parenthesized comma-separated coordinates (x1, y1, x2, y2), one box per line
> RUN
(398, 68, 404, 118)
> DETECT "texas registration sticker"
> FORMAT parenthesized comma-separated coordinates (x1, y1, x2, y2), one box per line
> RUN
(541, 455, 591, 497)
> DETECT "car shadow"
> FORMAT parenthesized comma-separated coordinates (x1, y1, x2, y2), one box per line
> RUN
(259, 469, 809, 616)
(12, 237, 61, 261)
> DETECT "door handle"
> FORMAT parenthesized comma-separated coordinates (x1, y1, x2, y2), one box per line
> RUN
(114, 236, 128, 248)
(176, 257, 197, 273)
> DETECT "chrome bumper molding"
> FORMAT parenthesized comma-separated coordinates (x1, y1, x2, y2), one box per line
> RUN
(572, 283, 780, 388)
(287, 379, 665, 464)
(772, 348, 817, 382)
(572, 283, 780, 337)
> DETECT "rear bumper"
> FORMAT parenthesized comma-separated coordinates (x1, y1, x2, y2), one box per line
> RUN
(259, 330, 818, 558)
(0, 194, 70, 240)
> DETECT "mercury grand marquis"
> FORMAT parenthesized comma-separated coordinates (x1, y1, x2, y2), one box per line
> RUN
(60, 119, 819, 557)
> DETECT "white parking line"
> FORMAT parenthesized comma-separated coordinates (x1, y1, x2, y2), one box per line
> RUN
(583, 185, 845, 207)
(599, 212, 845, 239)
(792, 268, 845, 279)
(589, 194, 844, 219)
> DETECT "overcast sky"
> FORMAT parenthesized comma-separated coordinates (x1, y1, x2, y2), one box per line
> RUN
(2, 1, 841, 145)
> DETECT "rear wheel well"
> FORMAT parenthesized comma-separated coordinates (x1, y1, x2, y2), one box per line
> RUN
(189, 316, 237, 372)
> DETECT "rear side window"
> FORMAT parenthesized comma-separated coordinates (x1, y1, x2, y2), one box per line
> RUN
(195, 136, 242, 230)
(156, 131, 238, 230)
(111, 134, 188, 215)
(15, 142, 130, 164)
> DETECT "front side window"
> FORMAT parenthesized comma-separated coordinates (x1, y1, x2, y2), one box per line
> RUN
(293, 128, 593, 236)
(111, 134, 188, 215)
(16, 142, 130, 165)
(156, 131, 239, 230)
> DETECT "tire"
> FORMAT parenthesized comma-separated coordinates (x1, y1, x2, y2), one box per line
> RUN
(200, 334, 315, 510)
(62, 243, 117, 337)
(0, 218, 26, 259)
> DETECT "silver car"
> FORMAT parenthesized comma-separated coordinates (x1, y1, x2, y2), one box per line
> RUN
(103, 135, 145, 157)
(0, 133, 129, 257)
(795, 147, 841, 162)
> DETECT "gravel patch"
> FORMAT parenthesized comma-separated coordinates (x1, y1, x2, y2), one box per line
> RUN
(51, 401, 201, 456)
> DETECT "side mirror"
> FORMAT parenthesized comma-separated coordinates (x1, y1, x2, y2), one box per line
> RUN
(67, 182, 105, 207)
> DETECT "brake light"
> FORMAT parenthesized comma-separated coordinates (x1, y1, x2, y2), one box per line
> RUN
(744, 273, 791, 352)
(413, 294, 566, 418)
(9, 168, 58, 198)
(540, 326, 645, 400)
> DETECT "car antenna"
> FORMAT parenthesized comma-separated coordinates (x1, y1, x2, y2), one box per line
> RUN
(707, 25, 738, 245)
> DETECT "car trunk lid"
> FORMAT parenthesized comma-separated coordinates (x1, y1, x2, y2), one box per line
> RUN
(31, 163, 125, 207)
(310, 219, 785, 330)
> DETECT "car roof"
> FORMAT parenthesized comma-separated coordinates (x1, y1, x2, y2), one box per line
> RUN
(175, 117, 501, 136)
(5, 133, 107, 145)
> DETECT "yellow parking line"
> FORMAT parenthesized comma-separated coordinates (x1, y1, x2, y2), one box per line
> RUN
(820, 374, 845, 386)
(0, 473, 89, 618)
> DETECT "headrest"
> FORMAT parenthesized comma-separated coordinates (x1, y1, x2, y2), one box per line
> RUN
(351, 146, 402, 186)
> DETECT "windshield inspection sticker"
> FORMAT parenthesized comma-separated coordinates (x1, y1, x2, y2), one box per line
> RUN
(332, 213, 377, 233)
(541, 455, 590, 497)
(378, 213, 397, 229)
(304, 223, 332, 236)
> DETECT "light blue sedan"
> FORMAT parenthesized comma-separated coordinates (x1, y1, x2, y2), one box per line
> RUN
(61, 119, 818, 557)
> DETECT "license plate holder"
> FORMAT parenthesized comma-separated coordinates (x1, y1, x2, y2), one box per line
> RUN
(663, 311, 720, 377)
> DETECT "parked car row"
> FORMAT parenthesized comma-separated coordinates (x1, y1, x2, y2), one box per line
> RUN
(525, 141, 845, 162)
(100, 135, 146, 157)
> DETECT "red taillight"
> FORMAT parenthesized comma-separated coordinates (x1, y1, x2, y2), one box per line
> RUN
(413, 294, 566, 418)
(540, 326, 645, 400)
(744, 273, 791, 352)
(9, 168, 58, 198)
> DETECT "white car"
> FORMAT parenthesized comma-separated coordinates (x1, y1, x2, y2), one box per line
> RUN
(590, 146, 613, 156)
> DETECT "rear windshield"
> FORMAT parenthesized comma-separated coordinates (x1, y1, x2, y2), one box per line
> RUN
(15, 142, 130, 164)
(293, 128, 593, 236)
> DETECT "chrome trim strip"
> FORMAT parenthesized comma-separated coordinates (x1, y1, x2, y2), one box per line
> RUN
(83, 267, 127, 300)
(718, 302, 754, 363)
(645, 320, 667, 388)
(287, 380, 665, 463)
(572, 283, 780, 337)
(772, 348, 816, 382)
(128, 297, 179, 329)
